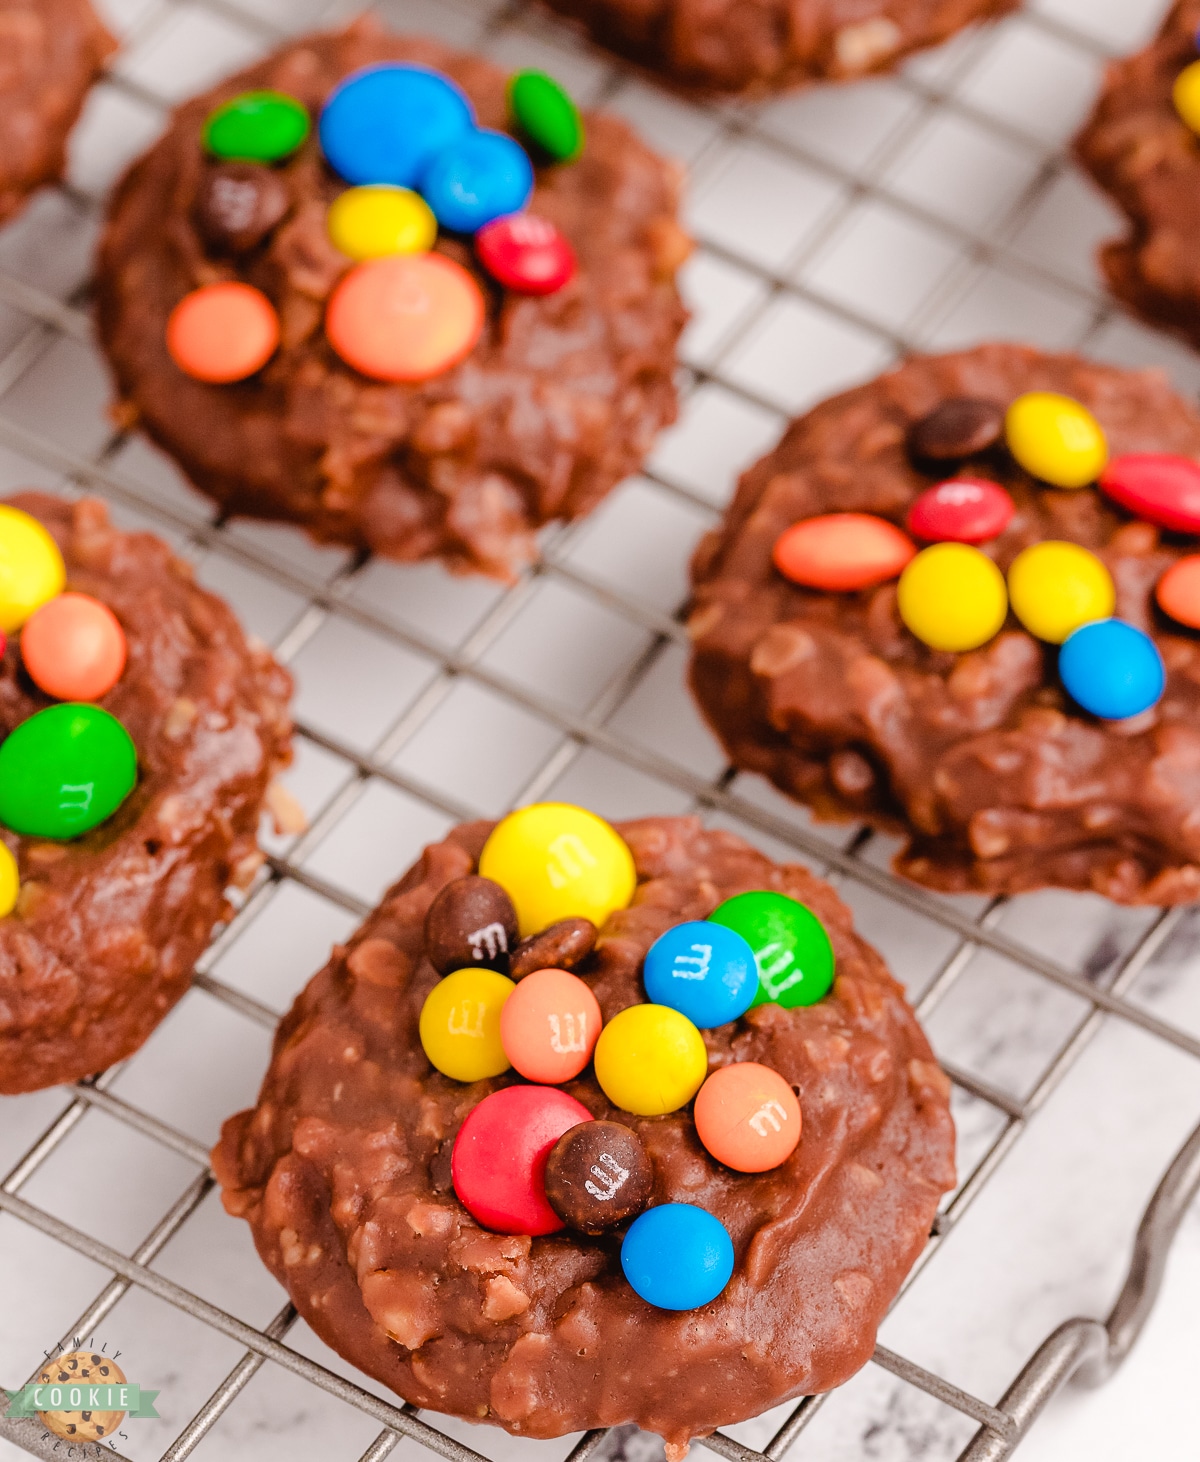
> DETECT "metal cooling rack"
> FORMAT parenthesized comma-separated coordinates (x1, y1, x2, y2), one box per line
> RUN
(2, 0, 1200, 1457)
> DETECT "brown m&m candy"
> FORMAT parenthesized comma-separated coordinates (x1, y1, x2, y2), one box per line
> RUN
(195, 163, 290, 253)
(425, 875, 519, 975)
(909, 398, 1004, 463)
(509, 916, 597, 979)
(544, 1119, 653, 1234)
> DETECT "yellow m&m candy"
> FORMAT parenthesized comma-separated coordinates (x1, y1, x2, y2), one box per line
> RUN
(327, 185, 438, 261)
(1007, 541, 1114, 644)
(897, 542, 1008, 652)
(1005, 392, 1108, 489)
(593, 1004, 708, 1116)
(0, 506, 65, 633)
(0, 843, 17, 917)
(479, 802, 636, 937)
(1174, 60, 1200, 135)
(419, 967, 515, 1082)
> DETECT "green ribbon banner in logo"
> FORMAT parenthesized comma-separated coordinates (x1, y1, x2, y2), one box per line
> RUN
(4, 1382, 160, 1419)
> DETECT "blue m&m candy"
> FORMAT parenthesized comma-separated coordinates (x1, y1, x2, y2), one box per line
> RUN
(642, 920, 757, 1028)
(421, 130, 534, 233)
(319, 64, 474, 187)
(620, 1204, 734, 1311)
(1059, 619, 1165, 721)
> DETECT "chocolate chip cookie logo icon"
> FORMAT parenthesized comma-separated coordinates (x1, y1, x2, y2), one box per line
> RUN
(5, 1344, 159, 1450)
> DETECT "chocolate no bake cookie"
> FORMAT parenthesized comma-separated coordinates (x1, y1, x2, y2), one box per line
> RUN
(689, 344, 1200, 904)
(214, 816, 954, 1452)
(0, 494, 293, 1093)
(96, 20, 688, 578)
(1075, 1, 1200, 350)
(539, 0, 1016, 95)
(0, 0, 115, 224)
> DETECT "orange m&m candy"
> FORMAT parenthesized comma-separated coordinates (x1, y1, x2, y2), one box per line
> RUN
(326, 253, 485, 382)
(166, 282, 279, 383)
(693, 1062, 801, 1173)
(1157, 555, 1200, 630)
(773, 513, 917, 592)
(21, 593, 127, 702)
(499, 966, 602, 1084)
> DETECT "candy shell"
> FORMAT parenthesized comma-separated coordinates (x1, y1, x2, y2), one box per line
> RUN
(166, 282, 279, 383)
(476, 214, 576, 295)
(21, 593, 127, 702)
(897, 542, 1008, 653)
(1157, 555, 1200, 629)
(1059, 619, 1164, 721)
(319, 64, 474, 188)
(708, 890, 834, 1009)
(418, 967, 515, 1082)
(508, 70, 584, 162)
(499, 966, 602, 1083)
(593, 1003, 707, 1116)
(451, 1084, 591, 1235)
(1175, 58, 1200, 135)
(772, 513, 917, 592)
(0, 506, 65, 633)
(1007, 540, 1114, 645)
(203, 90, 310, 163)
(642, 919, 757, 1028)
(620, 1203, 734, 1311)
(325, 254, 484, 383)
(544, 1120, 652, 1233)
(906, 479, 1015, 544)
(693, 1062, 801, 1173)
(0, 704, 136, 839)
(1005, 392, 1108, 489)
(0, 842, 16, 917)
(326, 184, 437, 260)
(421, 129, 534, 234)
(1099, 454, 1200, 535)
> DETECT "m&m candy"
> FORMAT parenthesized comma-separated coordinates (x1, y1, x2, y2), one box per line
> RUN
(897, 542, 1008, 653)
(451, 1084, 591, 1235)
(0, 842, 17, 918)
(166, 282, 279, 384)
(693, 1063, 801, 1173)
(21, 593, 127, 702)
(1156, 555, 1200, 629)
(424, 874, 518, 975)
(325, 254, 484, 382)
(772, 513, 916, 592)
(478, 802, 636, 937)
(0, 704, 136, 839)
(195, 163, 290, 255)
(906, 479, 1015, 544)
(319, 64, 474, 188)
(1099, 454, 1200, 534)
(476, 214, 576, 295)
(420, 129, 534, 234)
(499, 966, 602, 1083)
(326, 185, 437, 260)
(1174, 59, 1200, 135)
(418, 967, 515, 1082)
(1059, 619, 1165, 720)
(593, 1004, 707, 1116)
(544, 1120, 652, 1233)
(620, 1203, 734, 1311)
(1007, 541, 1114, 644)
(708, 890, 834, 1008)
(0, 506, 65, 632)
(509, 70, 584, 162)
(202, 90, 310, 163)
(642, 920, 757, 1028)
(1005, 392, 1108, 489)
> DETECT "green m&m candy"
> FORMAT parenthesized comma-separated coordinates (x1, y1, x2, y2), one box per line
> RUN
(203, 90, 311, 163)
(508, 70, 583, 162)
(708, 890, 834, 1009)
(0, 704, 137, 839)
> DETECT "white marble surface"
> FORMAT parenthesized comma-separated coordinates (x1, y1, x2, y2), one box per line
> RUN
(3, 0, 1200, 1458)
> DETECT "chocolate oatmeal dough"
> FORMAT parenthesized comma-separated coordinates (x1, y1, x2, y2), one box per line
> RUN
(1076, 2, 1200, 350)
(0, 0, 115, 224)
(689, 344, 1200, 904)
(0, 494, 293, 1093)
(539, 0, 1016, 95)
(214, 818, 954, 1451)
(95, 21, 688, 579)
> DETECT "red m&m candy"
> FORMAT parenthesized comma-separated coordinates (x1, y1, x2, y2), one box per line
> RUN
(500, 967, 601, 1084)
(1100, 454, 1200, 534)
(21, 593, 127, 702)
(476, 214, 576, 296)
(906, 479, 1015, 544)
(451, 1084, 592, 1235)
(773, 513, 916, 592)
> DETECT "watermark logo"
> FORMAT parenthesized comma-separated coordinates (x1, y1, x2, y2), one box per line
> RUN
(5, 1344, 158, 1451)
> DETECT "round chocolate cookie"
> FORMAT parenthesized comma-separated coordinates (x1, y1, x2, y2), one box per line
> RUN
(95, 19, 688, 579)
(0, 0, 115, 225)
(538, 0, 1015, 95)
(1075, 2, 1200, 349)
(688, 343, 1200, 904)
(0, 493, 293, 1093)
(213, 815, 954, 1453)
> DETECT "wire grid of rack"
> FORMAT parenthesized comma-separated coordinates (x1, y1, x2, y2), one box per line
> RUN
(3, 0, 1200, 1457)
